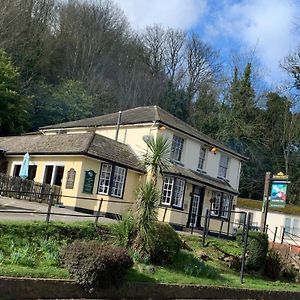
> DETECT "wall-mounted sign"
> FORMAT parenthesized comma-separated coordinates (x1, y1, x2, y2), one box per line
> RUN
(83, 170, 96, 194)
(65, 168, 76, 189)
(269, 181, 288, 208)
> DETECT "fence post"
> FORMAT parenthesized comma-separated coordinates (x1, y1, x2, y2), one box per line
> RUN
(190, 213, 195, 235)
(218, 219, 224, 238)
(162, 207, 168, 222)
(202, 209, 209, 247)
(94, 198, 103, 226)
(45, 194, 54, 223)
(240, 213, 251, 284)
(265, 224, 269, 234)
(281, 227, 285, 244)
(273, 227, 278, 243)
(242, 212, 246, 243)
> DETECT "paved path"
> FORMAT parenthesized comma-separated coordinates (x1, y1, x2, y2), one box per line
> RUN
(0, 196, 116, 223)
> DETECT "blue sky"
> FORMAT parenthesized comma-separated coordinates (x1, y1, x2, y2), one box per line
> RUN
(113, 0, 300, 87)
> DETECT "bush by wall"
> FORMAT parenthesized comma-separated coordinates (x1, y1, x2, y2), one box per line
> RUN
(150, 222, 182, 265)
(264, 249, 282, 280)
(236, 229, 268, 271)
(60, 240, 133, 291)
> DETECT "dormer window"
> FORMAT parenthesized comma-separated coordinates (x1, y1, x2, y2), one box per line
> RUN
(197, 146, 206, 171)
(170, 135, 184, 162)
(218, 154, 229, 178)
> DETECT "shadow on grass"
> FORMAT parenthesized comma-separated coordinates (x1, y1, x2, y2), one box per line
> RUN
(126, 268, 157, 283)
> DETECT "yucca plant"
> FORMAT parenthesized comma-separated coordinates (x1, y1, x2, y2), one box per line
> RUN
(134, 182, 160, 257)
(142, 135, 171, 186)
(134, 135, 171, 258)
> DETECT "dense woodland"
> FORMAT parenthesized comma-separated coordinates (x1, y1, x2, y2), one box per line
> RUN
(1, 0, 300, 203)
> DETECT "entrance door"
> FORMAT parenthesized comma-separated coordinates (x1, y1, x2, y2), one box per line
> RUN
(188, 186, 205, 228)
(189, 194, 201, 227)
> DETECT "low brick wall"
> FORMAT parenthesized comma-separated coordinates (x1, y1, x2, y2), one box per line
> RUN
(0, 277, 299, 300)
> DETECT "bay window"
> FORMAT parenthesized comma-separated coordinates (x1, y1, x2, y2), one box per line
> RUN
(211, 191, 233, 219)
(161, 176, 186, 208)
(98, 163, 126, 198)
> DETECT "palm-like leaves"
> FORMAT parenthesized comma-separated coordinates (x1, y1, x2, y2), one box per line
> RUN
(142, 135, 171, 186)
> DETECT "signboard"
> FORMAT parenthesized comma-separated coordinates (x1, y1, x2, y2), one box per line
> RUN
(65, 168, 76, 189)
(269, 181, 288, 208)
(83, 170, 96, 194)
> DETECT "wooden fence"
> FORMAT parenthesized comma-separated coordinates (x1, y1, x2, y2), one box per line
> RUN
(0, 173, 61, 203)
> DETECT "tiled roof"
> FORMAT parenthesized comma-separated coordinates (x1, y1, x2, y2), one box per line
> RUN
(167, 164, 238, 195)
(40, 106, 246, 160)
(0, 133, 143, 172)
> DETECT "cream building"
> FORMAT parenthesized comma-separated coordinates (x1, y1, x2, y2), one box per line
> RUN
(0, 106, 246, 233)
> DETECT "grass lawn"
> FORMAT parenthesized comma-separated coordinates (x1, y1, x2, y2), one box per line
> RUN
(0, 221, 299, 292)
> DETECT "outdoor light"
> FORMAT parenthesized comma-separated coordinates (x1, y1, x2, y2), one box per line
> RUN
(210, 147, 218, 154)
(158, 124, 166, 130)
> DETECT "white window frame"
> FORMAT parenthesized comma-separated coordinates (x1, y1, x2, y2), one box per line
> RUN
(211, 191, 233, 219)
(161, 176, 186, 208)
(197, 146, 206, 171)
(218, 154, 229, 178)
(172, 178, 185, 208)
(42, 162, 65, 185)
(110, 166, 126, 197)
(211, 192, 221, 217)
(161, 176, 174, 205)
(98, 163, 126, 198)
(170, 135, 184, 162)
(98, 164, 112, 195)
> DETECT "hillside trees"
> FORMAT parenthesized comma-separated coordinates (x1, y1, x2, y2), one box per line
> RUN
(0, 49, 30, 136)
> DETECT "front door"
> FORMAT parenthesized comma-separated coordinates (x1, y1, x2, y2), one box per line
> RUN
(188, 186, 205, 228)
(189, 194, 201, 227)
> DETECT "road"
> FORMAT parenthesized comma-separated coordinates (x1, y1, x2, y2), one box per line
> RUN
(0, 196, 116, 223)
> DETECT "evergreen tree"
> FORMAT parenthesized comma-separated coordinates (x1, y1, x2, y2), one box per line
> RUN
(0, 49, 30, 136)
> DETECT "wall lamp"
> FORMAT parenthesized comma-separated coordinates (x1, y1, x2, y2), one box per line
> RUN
(158, 125, 167, 131)
(210, 147, 218, 155)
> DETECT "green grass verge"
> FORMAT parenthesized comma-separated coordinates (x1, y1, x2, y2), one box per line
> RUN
(0, 264, 69, 279)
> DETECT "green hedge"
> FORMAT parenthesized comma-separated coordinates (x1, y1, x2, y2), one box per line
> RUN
(0, 221, 101, 242)
(237, 229, 268, 271)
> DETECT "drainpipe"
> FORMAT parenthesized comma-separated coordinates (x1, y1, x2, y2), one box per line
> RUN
(115, 111, 122, 141)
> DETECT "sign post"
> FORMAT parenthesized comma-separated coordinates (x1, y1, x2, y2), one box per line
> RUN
(260, 172, 289, 232)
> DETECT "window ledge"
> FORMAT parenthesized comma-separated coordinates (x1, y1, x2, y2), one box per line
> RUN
(170, 160, 184, 167)
(217, 176, 229, 182)
(196, 169, 207, 174)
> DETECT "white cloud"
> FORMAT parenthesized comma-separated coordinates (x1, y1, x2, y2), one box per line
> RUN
(206, 0, 300, 83)
(112, 0, 207, 30)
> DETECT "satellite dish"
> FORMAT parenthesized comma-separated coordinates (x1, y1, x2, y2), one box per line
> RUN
(143, 135, 150, 143)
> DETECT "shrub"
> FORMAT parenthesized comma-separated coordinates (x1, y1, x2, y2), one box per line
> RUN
(237, 229, 268, 271)
(246, 231, 268, 271)
(60, 241, 133, 291)
(149, 222, 182, 265)
(264, 249, 282, 280)
(9, 244, 36, 267)
(110, 212, 136, 248)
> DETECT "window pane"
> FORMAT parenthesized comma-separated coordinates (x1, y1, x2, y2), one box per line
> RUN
(198, 147, 206, 170)
(218, 155, 229, 178)
(161, 176, 174, 205)
(284, 217, 291, 233)
(221, 193, 232, 219)
(173, 179, 185, 208)
(211, 192, 221, 216)
(98, 164, 112, 194)
(293, 219, 299, 235)
(170, 135, 184, 162)
(111, 166, 126, 197)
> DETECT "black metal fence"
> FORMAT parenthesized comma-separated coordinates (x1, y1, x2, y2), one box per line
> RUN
(0, 173, 61, 203)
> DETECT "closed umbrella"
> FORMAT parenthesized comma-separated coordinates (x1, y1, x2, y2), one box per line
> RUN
(19, 152, 30, 179)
